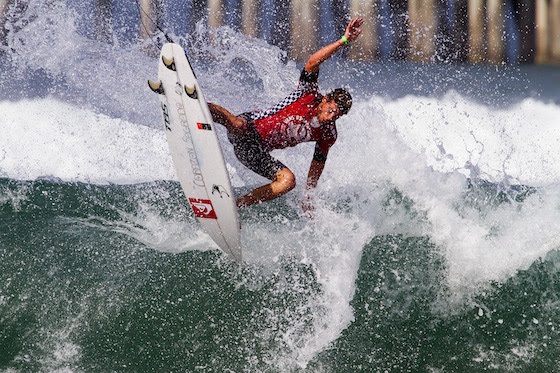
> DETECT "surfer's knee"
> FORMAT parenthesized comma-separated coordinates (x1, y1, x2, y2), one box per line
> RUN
(275, 168, 296, 193)
(232, 117, 248, 135)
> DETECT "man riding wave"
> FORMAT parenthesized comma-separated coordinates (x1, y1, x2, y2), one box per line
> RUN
(209, 17, 364, 212)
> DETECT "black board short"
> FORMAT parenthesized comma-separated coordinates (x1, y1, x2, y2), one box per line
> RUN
(227, 113, 286, 181)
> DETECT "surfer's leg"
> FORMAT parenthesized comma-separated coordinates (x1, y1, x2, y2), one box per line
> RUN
(237, 167, 296, 208)
(208, 103, 248, 136)
(227, 121, 294, 207)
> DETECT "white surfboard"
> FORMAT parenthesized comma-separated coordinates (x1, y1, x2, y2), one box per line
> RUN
(149, 43, 241, 262)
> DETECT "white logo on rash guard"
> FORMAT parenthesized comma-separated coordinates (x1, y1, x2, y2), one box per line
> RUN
(282, 115, 312, 145)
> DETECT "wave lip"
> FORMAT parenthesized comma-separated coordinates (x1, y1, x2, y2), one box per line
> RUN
(0, 98, 173, 184)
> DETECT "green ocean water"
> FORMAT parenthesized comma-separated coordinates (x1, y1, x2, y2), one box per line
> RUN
(1, 179, 558, 372)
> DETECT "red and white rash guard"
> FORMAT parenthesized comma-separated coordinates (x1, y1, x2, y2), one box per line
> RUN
(246, 69, 337, 158)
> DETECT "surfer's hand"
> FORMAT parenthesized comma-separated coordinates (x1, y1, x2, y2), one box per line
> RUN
(302, 194, 315, 219)
(345, 17, 364, 42)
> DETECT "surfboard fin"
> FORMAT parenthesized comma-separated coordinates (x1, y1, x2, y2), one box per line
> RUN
(162, 55, 176, 71)
(148, 80, 164, 94)
(184, 85, 198, 99)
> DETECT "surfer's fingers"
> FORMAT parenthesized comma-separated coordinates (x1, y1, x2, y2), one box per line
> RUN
(345, 18, 363, 41)
(351, 19, 363, 31)
(348, 17, 363, 29)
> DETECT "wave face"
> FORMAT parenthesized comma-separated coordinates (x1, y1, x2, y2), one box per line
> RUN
(1, 1, 560, 371)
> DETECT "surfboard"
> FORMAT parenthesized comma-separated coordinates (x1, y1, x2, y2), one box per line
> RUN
(149, 43, 242, 262)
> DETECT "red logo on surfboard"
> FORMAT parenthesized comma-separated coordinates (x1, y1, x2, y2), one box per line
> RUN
(188, 198, 217, 219)
(197, 122, 212, 131)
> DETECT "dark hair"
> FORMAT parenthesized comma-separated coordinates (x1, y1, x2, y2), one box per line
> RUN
(326, 88, 352, 116)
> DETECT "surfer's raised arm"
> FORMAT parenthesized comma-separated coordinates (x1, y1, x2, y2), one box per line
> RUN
(299, 18, 362, 215)
(304, 17, 364, 73)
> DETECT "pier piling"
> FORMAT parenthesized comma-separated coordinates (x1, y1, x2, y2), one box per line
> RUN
(124, 0, 560, 65)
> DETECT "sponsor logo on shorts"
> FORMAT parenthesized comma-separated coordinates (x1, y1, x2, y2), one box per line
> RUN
(189, 198, 217, 219)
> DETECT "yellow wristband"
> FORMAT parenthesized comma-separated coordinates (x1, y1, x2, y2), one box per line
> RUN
(341, 35, 349, 44)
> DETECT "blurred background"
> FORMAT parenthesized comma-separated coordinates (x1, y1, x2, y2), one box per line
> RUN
(2, 0, 557, 65)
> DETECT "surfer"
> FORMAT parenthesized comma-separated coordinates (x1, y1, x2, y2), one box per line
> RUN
(209, 17, 364, 211)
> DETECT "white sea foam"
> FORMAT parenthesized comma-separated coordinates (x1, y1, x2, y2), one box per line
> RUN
(383, 92, 560, 185)
(0, 98, 174, 184)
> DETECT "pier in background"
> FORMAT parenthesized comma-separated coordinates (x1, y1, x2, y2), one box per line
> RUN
(1, 0, 559, 65)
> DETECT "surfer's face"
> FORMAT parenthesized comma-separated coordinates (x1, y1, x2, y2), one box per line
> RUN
(317, 97, 342, 123)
